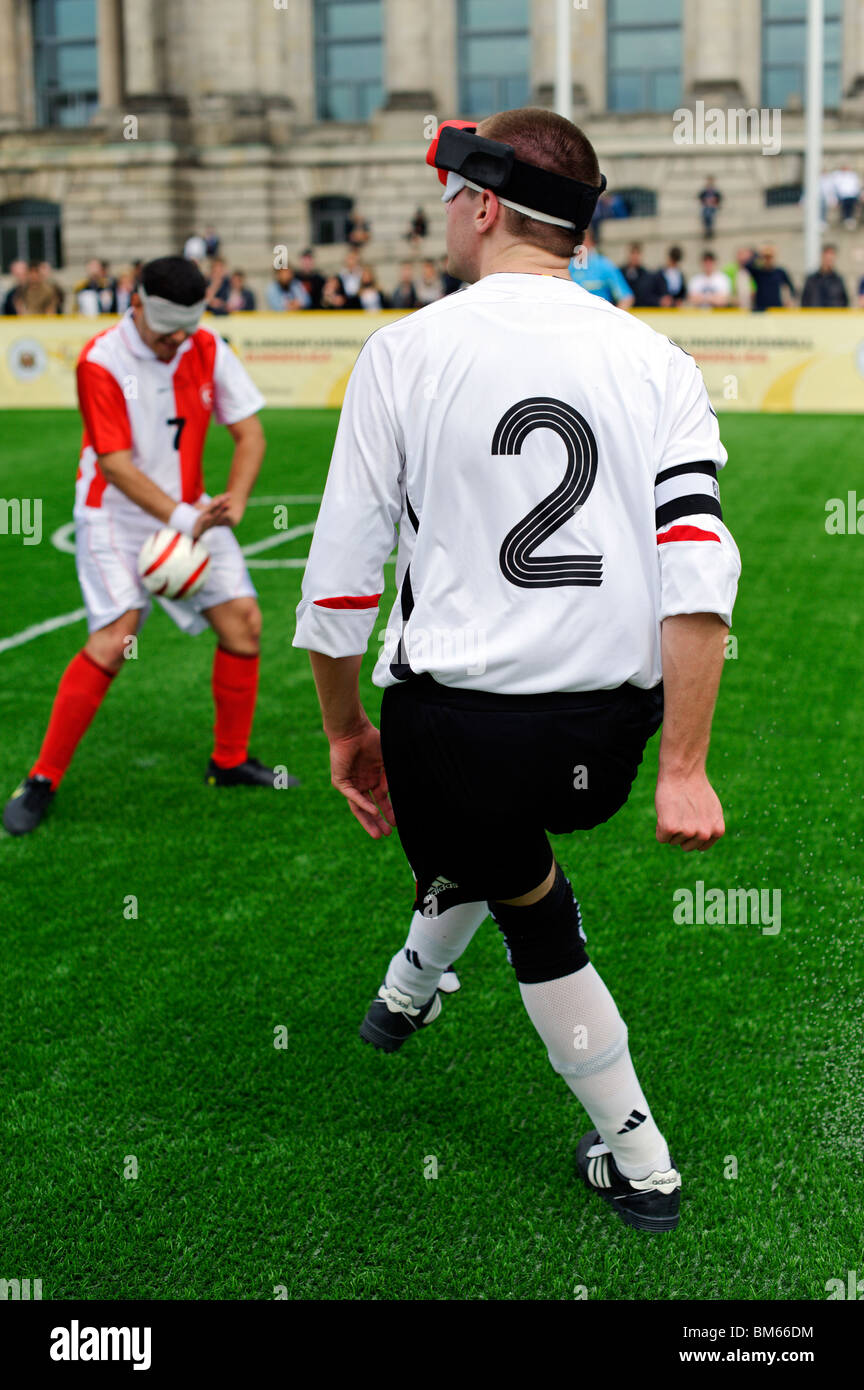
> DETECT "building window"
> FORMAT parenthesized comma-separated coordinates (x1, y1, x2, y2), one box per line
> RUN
(310, 195, 354, 245)
(0, 199, 63, 270)
(614, 187, 658, 218)
(607, 0, 682, 113)
(458, 0, 531, 116)
(31, 0, 99, 128)
(762, 0, 843, 110)
(314, 0, 383, 121)
(765, 182, 804, 207)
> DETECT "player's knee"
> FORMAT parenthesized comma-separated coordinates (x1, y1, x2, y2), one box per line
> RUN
(232, 598, 261, 649)
(85, 630, 135, 672)
(245, 601, 262, 645)
(489, 864, 589, 984)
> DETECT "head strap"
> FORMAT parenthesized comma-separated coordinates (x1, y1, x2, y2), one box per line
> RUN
(427, 120, 606, 233)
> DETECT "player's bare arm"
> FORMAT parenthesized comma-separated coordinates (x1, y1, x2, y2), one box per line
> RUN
(308, 651, 394, 840)
(220, 413, 266, 527)
(655, 611, 728, 853)
(96, 448, 231, 538)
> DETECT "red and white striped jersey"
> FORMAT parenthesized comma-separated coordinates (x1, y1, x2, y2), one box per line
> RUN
(74, 310, 264, 523)
(294, 272, 741, 695)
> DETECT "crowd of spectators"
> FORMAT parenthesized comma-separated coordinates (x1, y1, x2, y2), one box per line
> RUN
(260, 246, 462, 312)
(0, 238, 462, 319)
(684, 243, 856, 310)
(1, 256, 140, 315)
(582, 238, 860, 311)
(3, 209, 864, 317)
(1, 260, 64, 314)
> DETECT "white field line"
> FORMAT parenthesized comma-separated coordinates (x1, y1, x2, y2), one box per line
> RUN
(0, 608, 88, 654)
(245, 495, 323, 505)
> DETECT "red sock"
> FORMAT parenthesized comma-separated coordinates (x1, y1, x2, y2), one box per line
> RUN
(212, 646, 259, 768)
(31, 650, 117, 790)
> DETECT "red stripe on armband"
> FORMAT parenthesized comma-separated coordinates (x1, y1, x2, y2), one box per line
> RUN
(313, 594, 383, 610)
(657, 526, 720, 545)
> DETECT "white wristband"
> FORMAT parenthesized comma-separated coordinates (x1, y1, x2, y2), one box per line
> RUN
(169, 502, 198, 537)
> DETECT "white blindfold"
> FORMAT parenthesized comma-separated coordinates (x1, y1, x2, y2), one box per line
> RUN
(139, 284, 206, 334)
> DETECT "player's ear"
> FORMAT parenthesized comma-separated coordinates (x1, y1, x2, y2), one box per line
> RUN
(477, 189, 500, 234)
(131, 290, 142, 308)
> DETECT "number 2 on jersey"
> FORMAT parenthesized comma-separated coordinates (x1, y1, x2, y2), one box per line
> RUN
(494, 397, 602, 587)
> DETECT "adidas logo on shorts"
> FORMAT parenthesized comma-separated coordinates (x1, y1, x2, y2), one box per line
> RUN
(421, 876, 460, 918)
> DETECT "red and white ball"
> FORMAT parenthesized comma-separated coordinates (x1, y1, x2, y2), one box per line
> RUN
(137, 528, 211, 599)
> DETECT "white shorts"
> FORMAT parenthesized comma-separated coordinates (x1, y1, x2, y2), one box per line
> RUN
(74, 505, 257, 635)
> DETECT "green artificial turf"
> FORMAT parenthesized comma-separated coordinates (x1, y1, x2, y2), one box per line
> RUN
(1, 407, 862, 1300)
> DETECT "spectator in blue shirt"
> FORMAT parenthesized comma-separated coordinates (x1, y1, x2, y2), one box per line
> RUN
(744, 245, 795, 311)
(568, 228, 634, 307)
(267, 266, 311, 311)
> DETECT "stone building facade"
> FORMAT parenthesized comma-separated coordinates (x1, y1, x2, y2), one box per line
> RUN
(1, 0, 864, 294)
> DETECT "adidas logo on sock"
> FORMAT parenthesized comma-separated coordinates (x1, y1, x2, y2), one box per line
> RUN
(404, 948, 423, 970)
(617, 1108, 647, 1134)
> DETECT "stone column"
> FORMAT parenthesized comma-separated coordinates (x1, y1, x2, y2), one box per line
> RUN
(382, 0, 437, 110)
(16, 0, 36, 126)
(0, 0, 19, 128)
(842, 0, 864, 112)
(276, 0, 315, 120)
(122, 0, 159, 98)
(258, 0, 305, 134)
(98, 0, 124, 110)
(684, 0, 756, 108)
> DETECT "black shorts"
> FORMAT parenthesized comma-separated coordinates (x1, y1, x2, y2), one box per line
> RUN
(380, 673, 663, 911)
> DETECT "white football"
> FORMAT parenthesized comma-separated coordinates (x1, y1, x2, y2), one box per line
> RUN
(137, 528, 211, 599)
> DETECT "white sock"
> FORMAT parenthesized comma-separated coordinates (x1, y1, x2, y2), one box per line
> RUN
(518, 964, 673, 1179)
(385, 901, 488, 1005)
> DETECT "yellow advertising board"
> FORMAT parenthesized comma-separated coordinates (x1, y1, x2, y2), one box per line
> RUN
(635, 308, 864, 413)
(1, 308, 863, 413)
(0, 310, 408, 411)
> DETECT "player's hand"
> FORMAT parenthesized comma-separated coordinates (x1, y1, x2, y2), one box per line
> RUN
(216, 494, 246, 529)
(655, 770, 725, 852)
(192, 494, 232, 538)
(328, 722, 395, 840)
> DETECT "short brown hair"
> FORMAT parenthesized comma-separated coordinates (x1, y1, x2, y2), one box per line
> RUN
(474, 107, 601, 257)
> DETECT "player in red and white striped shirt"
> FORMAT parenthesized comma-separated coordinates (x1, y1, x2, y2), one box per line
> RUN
(4, 256, 297, 836)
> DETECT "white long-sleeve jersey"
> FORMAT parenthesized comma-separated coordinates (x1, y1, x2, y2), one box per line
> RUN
(293, 272, 741, 695)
